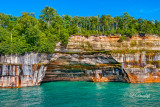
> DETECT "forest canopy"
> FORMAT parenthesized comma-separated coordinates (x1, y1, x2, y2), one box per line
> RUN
(0, 6, 160, 54)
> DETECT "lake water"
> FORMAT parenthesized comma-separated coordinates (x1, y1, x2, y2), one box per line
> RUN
(0, 82, 160, 107)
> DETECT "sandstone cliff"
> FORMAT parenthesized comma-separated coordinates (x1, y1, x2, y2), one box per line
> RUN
(1, 35, 160, 88)
(0, 53, 50, 88)
(52, 35, 160, 83)
(58, 35, 160, 52)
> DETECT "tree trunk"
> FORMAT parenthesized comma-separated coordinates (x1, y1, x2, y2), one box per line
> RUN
(103, 25, 104, 34)
(59, 26, 60, 35)
(116, 23, 118, 30)
(77, 24, 79, 33)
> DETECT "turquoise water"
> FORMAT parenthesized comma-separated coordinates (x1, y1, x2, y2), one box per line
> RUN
(0, 82, 160, 107)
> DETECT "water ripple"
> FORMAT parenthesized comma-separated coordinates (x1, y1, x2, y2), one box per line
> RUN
(0, 82, 160, 107)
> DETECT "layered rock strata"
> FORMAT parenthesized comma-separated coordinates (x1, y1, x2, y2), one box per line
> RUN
(43, 53, 128, 82)
(1, 35, 160, 88)
(112, 52, 160, 83)
(0, 53, 50, 88)
(53, 35, 160, 83)
(63, 35, 160, 51)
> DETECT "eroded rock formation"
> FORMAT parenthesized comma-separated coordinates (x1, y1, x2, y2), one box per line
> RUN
(64, 35, 160, 51)
(43, 53, 128, 82)
(53, 35, 160, 83)
(0, 53, 50, 88)
(113, 52, 160, 83)
(1, 35, 160, 88)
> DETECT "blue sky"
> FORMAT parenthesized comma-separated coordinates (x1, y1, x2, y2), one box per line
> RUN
(0, 0, 160, 20)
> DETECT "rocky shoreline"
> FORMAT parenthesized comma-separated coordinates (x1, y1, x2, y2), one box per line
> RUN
(0, 53, 50, 88)
(43, 52, 160, 83)
(0, 35, 160, 88)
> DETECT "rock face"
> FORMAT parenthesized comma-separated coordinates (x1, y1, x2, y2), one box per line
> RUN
(112, 52, 160, 83)
(64, 35, 160, 51)
(0, 53, 50, 88)
(42, 52, 160, 83)
(53, 35, 160, 83)
(43, 53, 128, 82)
(125, 66, 160, 83)
(1, 35, 160, 88)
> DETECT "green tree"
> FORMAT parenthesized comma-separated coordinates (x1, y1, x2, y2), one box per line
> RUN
(39, 6, 58, 27)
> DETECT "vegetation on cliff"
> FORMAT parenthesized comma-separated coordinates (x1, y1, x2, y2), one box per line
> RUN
(0, 6, 160, 54)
